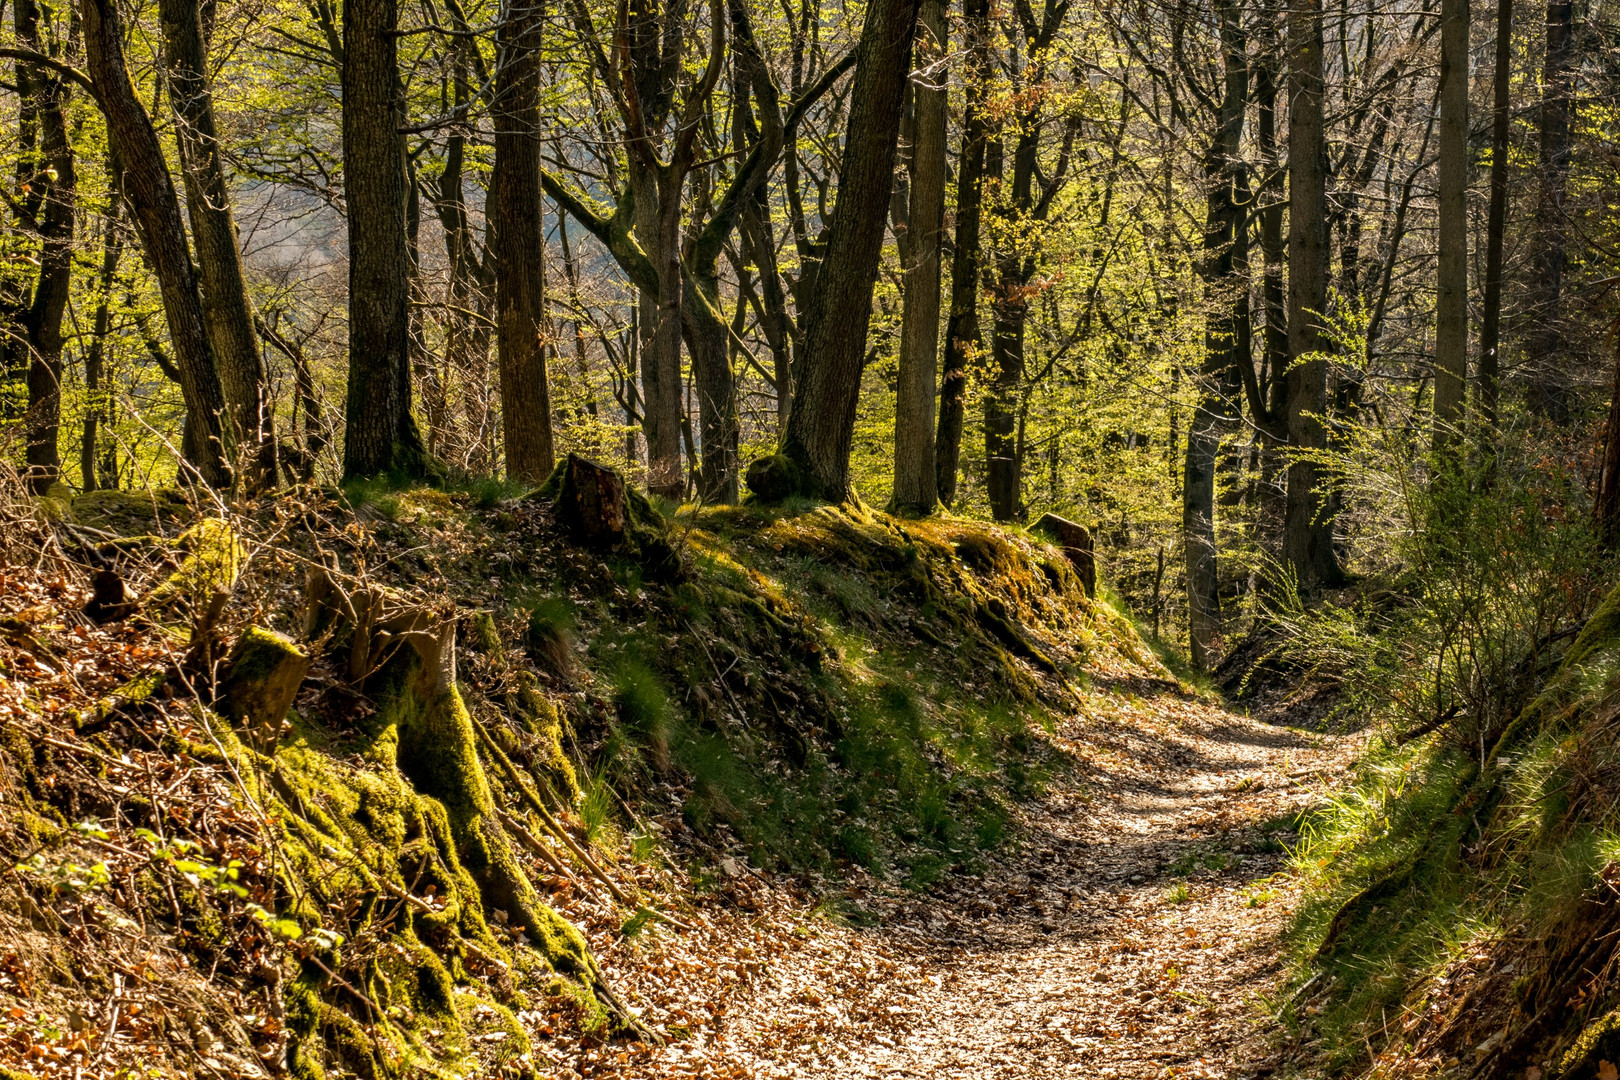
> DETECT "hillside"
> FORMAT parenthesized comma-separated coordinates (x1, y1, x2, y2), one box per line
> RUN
(3, 464, 1317, 1080)
(1271, 581, 1620, 1079)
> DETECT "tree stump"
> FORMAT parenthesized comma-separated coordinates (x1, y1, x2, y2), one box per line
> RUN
(744, 453, 802, 502)
(1032, 512, 1097, 598)
(83, 569, 137, 624)
(554, 453, 628, 547)
(218, 626, 310, 751)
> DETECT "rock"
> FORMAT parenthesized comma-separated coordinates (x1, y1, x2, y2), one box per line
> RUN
(744, 453, 801, 503)
(1031, 512, 1097, 597)
(218, 627, 310, 751)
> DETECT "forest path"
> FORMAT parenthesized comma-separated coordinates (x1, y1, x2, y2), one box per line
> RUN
(587, 672, 1356, 1080)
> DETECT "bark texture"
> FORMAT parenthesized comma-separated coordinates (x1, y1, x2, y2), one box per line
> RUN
(17, 0, 75, 493)
(1526, 0, 1573, 420)
(891, 0, 946, 514)
(81, 0, 231, 487)
(1478, 0, 1512, 429)
(1185, 0, 1246, 670)
(1431, 0, 1469, 449)
(779, 0, 920, 501)
(341, 0, 429, 479)
(1282, 0, 1340, 590)
(933, 0, 989, 506)
(159, 0, 265, 464)
(491, 0, 555, 484)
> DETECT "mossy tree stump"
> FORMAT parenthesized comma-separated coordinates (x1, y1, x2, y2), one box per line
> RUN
(538, 454, 684, 582)
(219, 627, 309, 751)
(744, 453, 802, 502)
(299, 568, 636, 1029)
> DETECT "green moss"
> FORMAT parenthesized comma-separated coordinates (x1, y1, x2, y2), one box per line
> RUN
(377, 654, 603, 992)
(286, 975, 382, 1080)
(511, 674, 579, 800)
(1565, 581, 1620, 671)
(146, 519, 244, 612)
(34, 480, 74, 522)
(1560, 1009, 1620, 1078)
(743, 453, 803, 502)
(70, 488, 190, 532)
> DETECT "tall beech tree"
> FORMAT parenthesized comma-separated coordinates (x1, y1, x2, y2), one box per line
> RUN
(1432, 0, 1468, 449)
(679, 0, 783, 504)
(1526, 0, 1575, 421)
(1282, 0, 1340, 590)
(778, 0, 920, 500)
(341, 0, 430, 480)
(490, 0, 555, 484)
(15, 0, 75, 493)
(983, 0, 1075, 523)
(890, 0, 946, 515)
(159, 0, 265, 467)
(81, 0, 231, 487)
(934, 0, 990, 506)
(1478, 0, 1512, 429)
(1184, 0, 1247, 670)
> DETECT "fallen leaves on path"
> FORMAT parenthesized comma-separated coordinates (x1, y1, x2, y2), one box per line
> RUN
(536, 660, 1360, 1079)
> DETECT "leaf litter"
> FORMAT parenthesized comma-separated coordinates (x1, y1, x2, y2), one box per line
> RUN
(550, 660, 1359, 1079)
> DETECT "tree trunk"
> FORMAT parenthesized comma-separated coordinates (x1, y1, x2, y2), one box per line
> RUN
(17, 2, 75, 494)
(1596, 331, 1620, 548)
(679, 0, 778, 506)
(340, 0, 430, 480)
(81, 0, 232, 487)
(491, 0, 556, 485)
(632, 166, 685, 499)
(985, 292, 1025, 521)
(0, 0, 39, 431)
(1253, 0, 1290, 530)
(892, 0, 946, 515)
(739, 198, 791, 431)
(83, 206, 124, 492)
(935, 0, 988, 506)
(779, 0, 920, 500)
(1432, 0, 1469, 451)
(1185, 0, 1247, 671)
(1526, 0, 1573, 421)
(159, 0, 266, 469)
(1478, 0, 1511, 429)
(983, 123, 1026, 521)
(1282, 0, 1341, 590)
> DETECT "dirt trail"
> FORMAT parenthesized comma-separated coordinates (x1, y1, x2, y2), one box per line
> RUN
(576, 670, 1355, 1080)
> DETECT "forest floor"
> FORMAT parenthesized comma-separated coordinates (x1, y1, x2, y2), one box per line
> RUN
(566, 656, 1360, 1080)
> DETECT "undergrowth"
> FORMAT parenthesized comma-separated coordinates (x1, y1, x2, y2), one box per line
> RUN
(1268, 434, 1620, 1077)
